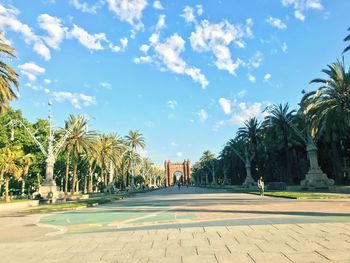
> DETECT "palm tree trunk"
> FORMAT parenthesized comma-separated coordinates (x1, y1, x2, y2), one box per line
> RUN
(331, 140, 342, 184)
(64, 151, 70, 194)
(21, 180, 25, 196)
(71, 152, 77, 194)
(0, 174, 3, 196)
(5, 178, 10, 202)
(283, 130, 291, 183)
(88, 165, 93, 193)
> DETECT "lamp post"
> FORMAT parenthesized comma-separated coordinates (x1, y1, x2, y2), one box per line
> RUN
(6, 102, 79, 202)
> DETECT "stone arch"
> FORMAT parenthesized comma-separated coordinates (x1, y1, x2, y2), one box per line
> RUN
(164, 160, 190, 187)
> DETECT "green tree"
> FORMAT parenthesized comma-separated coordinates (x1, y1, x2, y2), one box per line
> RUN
(62, 115, 96, 194)
(265, 103, 296, 183)
(301, 59, 350, 183)
(0, 37, 19, 113)
(18, 153, 35, 196)
(343, 27, 350, 54)
(96, 133, 122, 187)
(125, 130, 145, 187)
(0, 147, 22, 202)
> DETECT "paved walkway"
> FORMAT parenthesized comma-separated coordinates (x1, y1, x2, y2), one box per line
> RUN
(1, 187, 350, 262)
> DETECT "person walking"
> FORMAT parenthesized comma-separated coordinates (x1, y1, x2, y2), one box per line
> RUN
(258, 176, 264, 196)
(178, 181, 181, 190)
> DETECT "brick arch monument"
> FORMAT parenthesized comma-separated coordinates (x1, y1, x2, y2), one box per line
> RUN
(164, 160, 190, 187)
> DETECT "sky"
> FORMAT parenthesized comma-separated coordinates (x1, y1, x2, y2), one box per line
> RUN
(1, 0, 350, 166)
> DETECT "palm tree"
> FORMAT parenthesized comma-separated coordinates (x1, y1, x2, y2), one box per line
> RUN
(18, 153, 35, 196)
(300, 59, 350, 183)
(125, 130, 145, 187)
(343, 27, 350, 54)
(237, 117, 263, 175)
(0, 147, 22, 202)
(96, 133, 123, 187)
(199, 150, 216, 184)
(62, 115, 96, 194)
(0, 37, 19, 113)
(265, 103, 296, 182)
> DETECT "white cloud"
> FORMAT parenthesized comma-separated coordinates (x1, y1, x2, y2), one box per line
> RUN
(281, 0, 323, 21)
(156, 14, 166, 31)
(139, 44, 150, 53)
(247, 51, 263, 69)
(196, 5, 203, 16)
(190, 18, 253, 75)
(106, 0, 147, 31)
(281, 42, 288, 52)
(134, 55, 152, 64)
(0, 4, 51, 60)
(181, 6, 196, 24)
(44, 78, 51, 84)
(167, 100, 177, 110)
(109, 37, 128, 52)
(135, 33, 209, 88)
(68, 24, 107, 50)
(25, 82, 50, 94)
(99, 81, 112, 89)
(229, 102, 267, 126)
(153, 1, 163, 10)
(170, 141, 177, 146)
(266, 16, 287, 29)
(52, 91, 96, 109)
(218, 94, 269, 127)
(69, 0, 101, 14)
(38, 14, 66, 49)
(219, 98, 231, 115)
(247, 73, 256, 83)
(197, 109, 208, 122)
(264, 73, 272, 81)
(176, 151, 183, 157)
(18, 62, 45, 82)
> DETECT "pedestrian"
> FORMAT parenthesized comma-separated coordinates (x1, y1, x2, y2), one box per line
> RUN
(258, 176, 264, 196)
(178, 181, 181, 190)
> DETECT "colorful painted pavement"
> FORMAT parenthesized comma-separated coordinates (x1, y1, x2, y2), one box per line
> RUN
(39, 187, 350, 234)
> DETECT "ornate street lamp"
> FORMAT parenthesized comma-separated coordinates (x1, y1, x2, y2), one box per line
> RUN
(6, 102, 79, 202)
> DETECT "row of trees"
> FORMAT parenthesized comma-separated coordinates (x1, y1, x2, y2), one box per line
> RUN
(0, 35, 165, 202)
(0, 108, 165, 201)
(192, 27, 350, 186)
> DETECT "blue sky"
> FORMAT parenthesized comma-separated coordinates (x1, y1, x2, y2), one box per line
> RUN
(1, 0, 349, 165)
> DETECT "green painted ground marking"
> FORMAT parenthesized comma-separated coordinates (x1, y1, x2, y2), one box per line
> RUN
(40, 210, 146, 226)
(132, 211, 196, 223)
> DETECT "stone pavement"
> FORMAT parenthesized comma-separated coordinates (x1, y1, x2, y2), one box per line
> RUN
(1, 187, 350, 262)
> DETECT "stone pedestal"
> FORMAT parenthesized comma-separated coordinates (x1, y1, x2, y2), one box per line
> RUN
(242, 163, 256, 188)
(300, 142, 334, 189)
(36, 179, 64, 203)
(301, 169, 334, 189)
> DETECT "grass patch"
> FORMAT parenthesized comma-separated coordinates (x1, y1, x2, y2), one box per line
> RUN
(248, 191, 350, 199)
(27, 194, 129, 213)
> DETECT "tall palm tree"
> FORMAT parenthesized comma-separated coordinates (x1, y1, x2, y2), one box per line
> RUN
(200, 150, 216, 184)
(0, 147, 22, 202)
(265, 103, 296, 182)
(125, 130, 145, 187)
(62, 115, 96, 194)
(300, 59, 350, 182)
(237, 117, 263, 175)
(343, 27, 350, 54)
(0, 37, 19, 113)
(96, 133, 123, 187)
(18, 153, 35, 196)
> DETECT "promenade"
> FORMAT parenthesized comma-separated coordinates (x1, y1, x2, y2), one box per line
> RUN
(1, 187, 350, 262)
